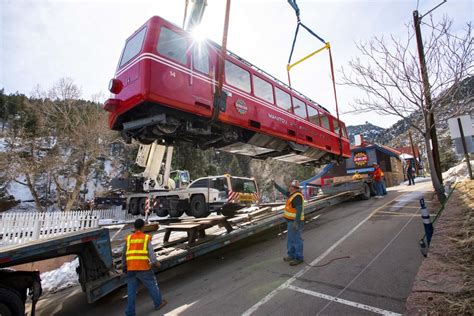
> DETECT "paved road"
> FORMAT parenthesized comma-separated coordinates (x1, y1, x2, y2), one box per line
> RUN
(33, 181, 434, 315)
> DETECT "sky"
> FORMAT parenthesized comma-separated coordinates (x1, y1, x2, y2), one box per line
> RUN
(1, 0, 472, 128)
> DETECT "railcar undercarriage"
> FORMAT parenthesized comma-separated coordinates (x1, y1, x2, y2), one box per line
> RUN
(116, 102, 338, 165)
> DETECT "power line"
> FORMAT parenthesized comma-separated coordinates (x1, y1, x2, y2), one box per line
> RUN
(420, 21, 468, 42)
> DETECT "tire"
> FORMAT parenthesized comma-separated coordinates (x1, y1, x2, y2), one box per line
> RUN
(0, 288, 25, 316)
(138, 198, 147, 216)
(190, 195, 210, 218)
(154, 198, 169, 217)
(169, 208, 184, 218)
(359, 183, 371, 200)
(129, 198, 140, 216)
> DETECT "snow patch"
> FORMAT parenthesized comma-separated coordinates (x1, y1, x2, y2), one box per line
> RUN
(443, 160, 474, 185)
(40, 258, 80, 293)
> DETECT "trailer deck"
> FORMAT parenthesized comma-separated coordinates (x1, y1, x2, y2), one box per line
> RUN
(0, 181, 367, 308)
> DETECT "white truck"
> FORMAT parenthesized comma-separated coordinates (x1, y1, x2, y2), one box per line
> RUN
(125, 142, 259, 218)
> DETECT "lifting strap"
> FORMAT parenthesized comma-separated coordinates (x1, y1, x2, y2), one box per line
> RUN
(211, 0, 231, 122)
(286, 0, 343, 158)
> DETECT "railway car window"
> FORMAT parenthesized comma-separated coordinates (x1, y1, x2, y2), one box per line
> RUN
(341, 123, 348, 138)
(334, 119, 341, 135)
(307, 106, 320, 125)
(275, 88, 292, 111)
(292, 97, 308, 119)
(253, 76, 274, 103)
(320, 113, 330, 130)
(119, 27, 147, 68)
(225, 61, 251, 92)
(157, 27, 188, 65)
(193, 45, 209, 74)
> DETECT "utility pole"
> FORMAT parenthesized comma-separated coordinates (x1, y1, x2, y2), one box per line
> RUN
(413, 10, 443, 183)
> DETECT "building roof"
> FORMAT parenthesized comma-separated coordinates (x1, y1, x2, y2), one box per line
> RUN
(350, 143, 401, 159)
(395, 146, 420, 157)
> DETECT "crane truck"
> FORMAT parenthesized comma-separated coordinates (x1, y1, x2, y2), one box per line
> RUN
(115, 141, 259, 218)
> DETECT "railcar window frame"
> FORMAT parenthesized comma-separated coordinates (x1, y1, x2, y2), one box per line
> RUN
(192, 44, 210, 75)
(292, 96, 308, 120)
(156, 26, 189, 65)
(320, 112, 330, 130)
(275, 87, 292, 112)
(253, 75, 274, 104)
(307, 105, 321, 126)
(224, 60, 251, 93)
(119, 26, 147, 68)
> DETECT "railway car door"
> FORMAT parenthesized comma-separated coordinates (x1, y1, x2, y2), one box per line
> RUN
(153, 26, 192, 110)
(190, 44, 213, 114)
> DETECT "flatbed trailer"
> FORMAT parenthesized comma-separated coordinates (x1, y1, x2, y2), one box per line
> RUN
(0, 179, 370, 312)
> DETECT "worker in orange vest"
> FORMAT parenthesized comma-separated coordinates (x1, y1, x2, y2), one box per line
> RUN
(371, 163, 386, 198)
(273, 179, 305, 266)
(122, 219, 167, 315)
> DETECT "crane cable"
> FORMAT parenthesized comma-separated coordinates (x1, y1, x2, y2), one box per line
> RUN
(286, 0, 343, 159)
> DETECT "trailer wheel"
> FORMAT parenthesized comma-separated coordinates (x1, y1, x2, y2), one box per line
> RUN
(0, 287, 25, 316)
(129, 198, 140, 216)
(359, 183, 371, 200)
(138, 198, 147, 216)
(190, 195, 210, 218)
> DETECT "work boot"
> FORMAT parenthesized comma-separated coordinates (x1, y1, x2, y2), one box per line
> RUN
(283, 256, 293, 262)
(289, 259, 303, 266)
(155, 299, 168, 311)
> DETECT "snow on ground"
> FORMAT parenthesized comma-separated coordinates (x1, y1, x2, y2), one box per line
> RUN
(40, 258, 80, 293)
(6, 177, 33, 201)
(443, 160, 474, 185)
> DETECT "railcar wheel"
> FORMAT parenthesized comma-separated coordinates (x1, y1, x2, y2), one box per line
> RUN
(190, 195, 210, 218)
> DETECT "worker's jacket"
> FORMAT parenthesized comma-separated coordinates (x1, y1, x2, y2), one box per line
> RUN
(283, 191, 304, 221)
(373, 167, 384, 182)
(125, 231, 152, 271)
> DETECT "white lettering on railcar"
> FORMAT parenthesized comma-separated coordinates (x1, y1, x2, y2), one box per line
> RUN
(268, 113, 288, 125)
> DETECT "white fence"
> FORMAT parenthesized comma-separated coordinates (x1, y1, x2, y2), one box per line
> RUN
(0, 211, 99, 246)
(0, 207, 153, 246)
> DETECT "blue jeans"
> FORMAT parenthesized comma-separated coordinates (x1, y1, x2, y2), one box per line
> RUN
(125, 270, 162, 316)
(287, 220, 304, 261)
(381, 180, 387, 195)
(373, 181, 383, 196)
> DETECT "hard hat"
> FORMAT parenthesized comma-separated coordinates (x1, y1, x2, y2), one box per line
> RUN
(290, 180, 300, 188)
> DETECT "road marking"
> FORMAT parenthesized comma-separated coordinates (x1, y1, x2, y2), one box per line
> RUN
(287, 285, 402, 316)
(317, 202, 419, 315)
(242, 195, 403, 316)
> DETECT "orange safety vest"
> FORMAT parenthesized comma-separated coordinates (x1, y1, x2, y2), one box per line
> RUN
(125, 231, 151, 271)
(283, 192, 304, 221)
(373, 167, 384, 181)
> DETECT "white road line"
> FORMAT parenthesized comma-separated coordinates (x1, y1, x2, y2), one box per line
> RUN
(317, 203, 419, 315)
(242, 195, 401, 316)
(287, 285, 402, 316)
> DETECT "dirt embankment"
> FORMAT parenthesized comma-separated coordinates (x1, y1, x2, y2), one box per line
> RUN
(405, 180, 474, 315)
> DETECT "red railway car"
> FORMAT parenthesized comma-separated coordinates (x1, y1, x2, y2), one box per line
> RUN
(104, 16, 350, 164)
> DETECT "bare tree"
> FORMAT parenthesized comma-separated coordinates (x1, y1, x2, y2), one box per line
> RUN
(341, 15, 473, 202)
